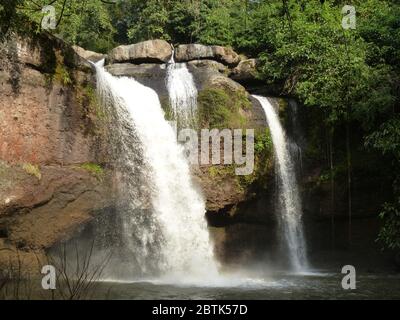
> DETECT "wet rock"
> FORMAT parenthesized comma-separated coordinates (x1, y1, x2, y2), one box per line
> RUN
(106, 63, 168, 98)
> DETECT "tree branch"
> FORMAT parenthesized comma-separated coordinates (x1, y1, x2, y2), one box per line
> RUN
(56, 0, 67, 27)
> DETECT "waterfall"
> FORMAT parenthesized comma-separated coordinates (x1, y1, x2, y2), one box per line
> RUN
(166, 54, 198, 127)
(253, 95, 308, 272)
(94, 60, 219, 281)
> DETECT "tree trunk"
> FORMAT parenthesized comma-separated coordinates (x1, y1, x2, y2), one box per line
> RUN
(346, 119, 352, 247)
(329, 126, 335, 250)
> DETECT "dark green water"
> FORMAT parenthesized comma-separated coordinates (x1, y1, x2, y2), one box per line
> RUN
(2, 271, 399, 300)
(92, 272, 400, 300)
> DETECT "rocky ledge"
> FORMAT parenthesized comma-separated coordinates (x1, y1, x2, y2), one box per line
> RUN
(105, 39, 260, 85)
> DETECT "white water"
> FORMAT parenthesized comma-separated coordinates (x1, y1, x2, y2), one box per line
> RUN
(253, 95, 308, 272)
(94, 60, 219, 281)
(166, 54, 198, 127)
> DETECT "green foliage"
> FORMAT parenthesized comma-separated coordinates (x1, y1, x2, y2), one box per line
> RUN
(197, 88, 250, 129)
(78, 163, 104, 180)
(107, 0, 252, 45)
(195, 0, 235, 46)
(254, 129, 272, 155)
(208, 165, 234, 179)
(205, 128, 273, 193)
(378, 198, 400, 250)
(248, 129, 273, 189)
(42, 50, 74, 86)
(127, 0, 170, 42)
(54, 63, 72, 86)
(14, 0, 116, 52)
(198, 88, 231, 128)
(0, 0, 21, 36)
(22, 163, 41, 180)
(76, 83, 107, 136)
(314, 164, 347, 187)
(160, 97, 174, 121)
(246, 0, 399, 249)
(167, 1, 197, 43)
(84, 85, 105, 120)
(254, 1, 394, 125)
(366, 117, 400, 160)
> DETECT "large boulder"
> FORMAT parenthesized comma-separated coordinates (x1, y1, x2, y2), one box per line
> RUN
(0, 163, 112, 249)
(175, 44, 241, 67)
(188, 59, 228, 74)
(189, 63, 246, 95)
(230, 58, 259, 82)
(1, 33, 91, 73)
(73, 45, 106, 63)
(107, 39, 173, 64)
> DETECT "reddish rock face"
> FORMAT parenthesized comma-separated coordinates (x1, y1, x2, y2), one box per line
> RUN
(0, 39, 106, 166)
(2, 70, 84, 164)
(0, 32, 113, 273)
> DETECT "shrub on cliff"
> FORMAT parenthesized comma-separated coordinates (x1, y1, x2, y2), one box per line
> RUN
(197, 88, 250, 129)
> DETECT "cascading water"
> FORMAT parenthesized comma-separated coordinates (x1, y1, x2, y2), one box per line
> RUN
(94, 60, 219, 281)
(253, 95, 308, 272)
(166, 53, 198, 127)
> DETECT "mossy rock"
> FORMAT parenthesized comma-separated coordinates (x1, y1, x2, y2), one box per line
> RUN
(197, 87, 251, 129)
(196, 81, 274, 211)
(22, 163, 41, 180)
(75, 80, 109, 137)
(278, 98, 289, 125)
(3, 17, 92, 88)
(76, 163, 105, 181)
(202, 127, 274, 212)
(160, 96, 174, 122)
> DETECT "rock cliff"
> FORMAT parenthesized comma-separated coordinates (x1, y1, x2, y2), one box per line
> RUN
(0, 33, 271, 270)
(0, 29, 113, 272)
(104, 40, 271, 217)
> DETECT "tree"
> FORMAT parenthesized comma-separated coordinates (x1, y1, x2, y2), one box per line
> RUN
(11, 0, 116, 52)
(5, 0, 400, 253)
(0, 0, 24, 36)
(126, 0, 170, 42)
(255, 0, 398, 248)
